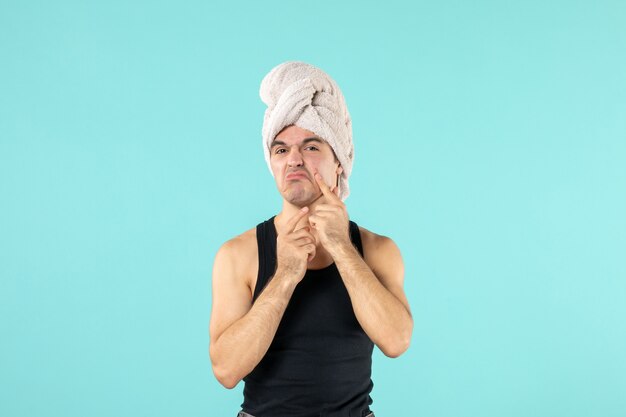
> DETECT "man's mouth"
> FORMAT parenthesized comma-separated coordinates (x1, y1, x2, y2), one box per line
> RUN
(285, 171, 309, 180)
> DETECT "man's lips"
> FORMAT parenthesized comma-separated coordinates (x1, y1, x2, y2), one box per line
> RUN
(285, 172, 309, 180)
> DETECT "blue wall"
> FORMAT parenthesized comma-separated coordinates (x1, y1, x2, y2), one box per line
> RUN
(1, 1, 625, 416)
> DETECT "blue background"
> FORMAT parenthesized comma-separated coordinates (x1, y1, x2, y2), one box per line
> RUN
(1, 1, 625, 416)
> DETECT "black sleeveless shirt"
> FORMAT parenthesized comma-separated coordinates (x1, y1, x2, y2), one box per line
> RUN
(241, 216, 374, 417)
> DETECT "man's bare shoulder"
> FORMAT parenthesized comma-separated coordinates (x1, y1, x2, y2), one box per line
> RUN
(357, 225, 398, 251)
(357, 225, 403, 273)
(219, 226, 257, 256)
(214, 226, 258, 291)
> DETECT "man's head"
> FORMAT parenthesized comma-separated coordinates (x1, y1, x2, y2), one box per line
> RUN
(259, 61, 354, 201)
(269, 125, 343, 206)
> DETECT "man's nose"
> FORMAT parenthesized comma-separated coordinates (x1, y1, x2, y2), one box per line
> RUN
(287, 148, 304, 167)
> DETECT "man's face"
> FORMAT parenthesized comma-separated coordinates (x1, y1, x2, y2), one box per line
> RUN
(269, 125, 343, 207)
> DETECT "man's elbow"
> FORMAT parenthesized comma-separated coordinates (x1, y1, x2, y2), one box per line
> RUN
(380, 337, 411, 358)
(380, 322, 413, 358)
(212, 363, 242, 389)
(209, 346, 243, 389)
(216, 374, 241, 390)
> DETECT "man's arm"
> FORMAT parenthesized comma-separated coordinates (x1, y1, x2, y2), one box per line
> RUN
(209, 208, 315, 388)
(308, 171, 413, 357)
(209, 241, 297, 388)
(332, 233, 413, 358)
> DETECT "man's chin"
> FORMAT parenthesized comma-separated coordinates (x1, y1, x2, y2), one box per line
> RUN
(283, 190, 317, 207)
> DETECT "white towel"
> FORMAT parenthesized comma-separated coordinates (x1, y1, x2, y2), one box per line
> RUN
(260, 61, 354, 201)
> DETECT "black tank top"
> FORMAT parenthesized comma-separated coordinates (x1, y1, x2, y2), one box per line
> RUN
(242, 216, 374, 417)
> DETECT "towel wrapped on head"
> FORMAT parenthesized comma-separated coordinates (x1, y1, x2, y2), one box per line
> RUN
(260, 61, 354, 201)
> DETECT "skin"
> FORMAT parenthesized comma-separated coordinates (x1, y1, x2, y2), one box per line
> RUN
(209, 125, 413, 389)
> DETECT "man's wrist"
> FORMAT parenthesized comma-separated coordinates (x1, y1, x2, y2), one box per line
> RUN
(327, 239, 358, 260)
(273, 266, 303, 287)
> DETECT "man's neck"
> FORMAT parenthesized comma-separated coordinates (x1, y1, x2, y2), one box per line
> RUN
(275, 196, 326, 234)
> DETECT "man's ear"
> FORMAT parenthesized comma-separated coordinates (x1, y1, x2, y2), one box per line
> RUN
(335, 165, 343, 187)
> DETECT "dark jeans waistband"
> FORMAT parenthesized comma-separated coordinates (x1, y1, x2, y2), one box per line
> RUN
(237, 411, 375, 417)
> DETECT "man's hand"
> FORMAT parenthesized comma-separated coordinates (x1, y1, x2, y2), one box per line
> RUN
(309, 171, 351, 256)
(276, 207, 317, 284)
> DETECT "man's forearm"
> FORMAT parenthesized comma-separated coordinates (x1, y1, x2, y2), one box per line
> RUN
(210, 269, 297, 388)
(332, 244, 413, 357)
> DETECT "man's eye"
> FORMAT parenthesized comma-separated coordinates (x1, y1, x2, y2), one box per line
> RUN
(305, 146, 319, 151)
(275, 148, 286, 154)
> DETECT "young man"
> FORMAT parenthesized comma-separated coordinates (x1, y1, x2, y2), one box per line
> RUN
(209, 62, 413, 417)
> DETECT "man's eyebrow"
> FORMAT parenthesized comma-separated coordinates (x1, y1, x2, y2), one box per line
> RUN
(270, 137, 323, 148)
(302, 137, 323, 145)
(270, 139, 286, 148)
